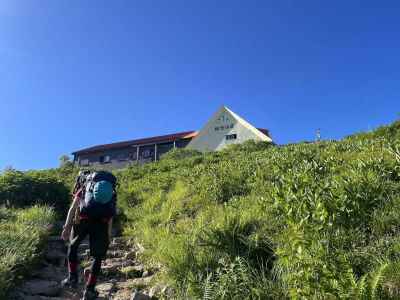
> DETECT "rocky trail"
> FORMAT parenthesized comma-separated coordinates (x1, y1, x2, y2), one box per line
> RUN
(10, 235, 173, 300)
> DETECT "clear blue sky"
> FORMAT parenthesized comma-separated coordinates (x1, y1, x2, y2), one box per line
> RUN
(1, 1, 399, 170)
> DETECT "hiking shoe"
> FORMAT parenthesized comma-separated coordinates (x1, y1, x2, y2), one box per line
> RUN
(61, 274, 78, 289)
(81, 288, 99, 300)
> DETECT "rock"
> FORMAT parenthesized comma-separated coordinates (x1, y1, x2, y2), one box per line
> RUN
(8, 290, 27, 300)
(31, 265, 64, 281)
(124, 250, 137, 260)
(109, 237, 131, 251)
(111, 289, 132, 300)
(21, 279, 61, 297)
(142, 270, 151, 278)
(22, 296, 64, 300)
(47, 238, 66, 250)
(22, 296, 38, 300)
(101, 262, 125, 276)
(45, 249, 65, 266)
(130, 290, 151, 300)
(16, 295, 42, 300)
(112, 237, 126, 245)
(78, 248, 90, 260)
(149, 284, 173, 298)
(149, 284, 164, 298)
(131, 276, 154, 287)
(115, 276, 154, 291)
(78, 242, 90, 252)
(45, 239, 66, 266)
(136, 243, 145, 255)
(103, 258, 124, 267)
(96, 282, 115, 297)
(120, 265, 144, 278)
(108, 249, 126, 258)
(161, 285, 175, 298)
(102, 257, 136, 276)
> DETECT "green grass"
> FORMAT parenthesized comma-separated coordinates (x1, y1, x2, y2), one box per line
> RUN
(117, 120, 400, 299)
(0, 205, 56, 298)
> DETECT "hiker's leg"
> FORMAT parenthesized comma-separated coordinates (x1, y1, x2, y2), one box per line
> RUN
(67, 222, 89, 279)
(86, 256, 102, 291)
(85, 221, 110, 291)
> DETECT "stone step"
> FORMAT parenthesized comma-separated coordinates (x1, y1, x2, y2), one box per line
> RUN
(107, 249, 127, 259)
(96, 282, 116, 298)
(31, 265, 65, 282)
(12, 294, 65, 300)
(20, 279, 61, 297)
(78, 242, 90, 252)
(101, 259, 136, 277)
(45, 250, 66, 267)
(11, 232, 169, 300)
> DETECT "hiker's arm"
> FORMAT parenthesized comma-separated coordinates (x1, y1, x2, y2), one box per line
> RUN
(61, 198, 79, 240)
(64, 197, 79, 229)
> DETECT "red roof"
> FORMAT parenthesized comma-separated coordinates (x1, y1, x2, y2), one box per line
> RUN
(72, 131, 197, 155)
(72, 128, 270, 155)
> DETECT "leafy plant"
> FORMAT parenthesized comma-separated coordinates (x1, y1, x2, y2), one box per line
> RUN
(0, 206, 56, 298)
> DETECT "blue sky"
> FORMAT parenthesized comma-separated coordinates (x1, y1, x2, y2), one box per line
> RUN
(1, 1, 399, 170)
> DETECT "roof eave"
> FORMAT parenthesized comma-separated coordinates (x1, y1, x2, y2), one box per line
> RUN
(72, 131, 197, 156)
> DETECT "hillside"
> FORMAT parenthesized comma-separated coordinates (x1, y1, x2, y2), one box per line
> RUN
(116, 120, 400, 299)
(1, 121, 399, 299)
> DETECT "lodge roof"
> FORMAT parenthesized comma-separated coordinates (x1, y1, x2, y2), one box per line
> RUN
(72, 128, 270, 155)
(72, 131, 198, 155)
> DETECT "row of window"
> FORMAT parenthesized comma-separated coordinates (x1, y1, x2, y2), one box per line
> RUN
(79, 150, 156, 166)
(78, 136, 238, 166)
(79, 159, 89, 166)
(78, 156, 112, 166)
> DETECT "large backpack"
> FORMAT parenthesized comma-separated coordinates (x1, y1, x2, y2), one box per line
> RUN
(80, 171, 117, 220)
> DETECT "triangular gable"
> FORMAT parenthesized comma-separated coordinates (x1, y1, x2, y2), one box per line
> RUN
(187, 106, 272, 152)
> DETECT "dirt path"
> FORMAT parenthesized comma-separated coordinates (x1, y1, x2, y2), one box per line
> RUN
(10, 235, 173, 300)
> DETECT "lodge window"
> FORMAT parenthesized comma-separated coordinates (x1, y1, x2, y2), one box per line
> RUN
(226, 134, 237, 140)
(143, 150, 151, 158)
(99, 155, 111, 163)
(80, 159, 89, 166)
(118, 153, 128, 161)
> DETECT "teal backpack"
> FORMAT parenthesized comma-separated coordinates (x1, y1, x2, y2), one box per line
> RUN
(80, 171, 117, 219)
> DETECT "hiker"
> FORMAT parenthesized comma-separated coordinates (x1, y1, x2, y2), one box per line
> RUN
(61, 170, 117, 300)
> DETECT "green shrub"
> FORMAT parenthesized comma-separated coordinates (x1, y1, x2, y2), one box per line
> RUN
(117, 122, 400, 299)
(0, 169, 71, 216)
(160, 148, 202, 161)
(0, 206, 56, 298)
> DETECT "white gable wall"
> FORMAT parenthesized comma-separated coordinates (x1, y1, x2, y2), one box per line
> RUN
(187, 106, 272, 152)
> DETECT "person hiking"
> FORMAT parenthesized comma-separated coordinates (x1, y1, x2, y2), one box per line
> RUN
(61, 170, 117, 300)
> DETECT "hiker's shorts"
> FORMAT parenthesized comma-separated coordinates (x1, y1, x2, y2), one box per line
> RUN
(70, 219, 109, 258)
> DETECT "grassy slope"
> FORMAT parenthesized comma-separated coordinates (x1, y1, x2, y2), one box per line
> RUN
(0, 206, 56, 298)
(118, 121, 400, 299)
